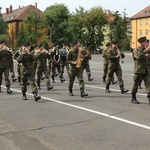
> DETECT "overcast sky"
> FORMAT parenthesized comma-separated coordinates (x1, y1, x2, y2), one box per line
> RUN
(0, 0, 149, 17)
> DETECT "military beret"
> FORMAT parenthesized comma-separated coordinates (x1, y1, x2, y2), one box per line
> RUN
(0, 40, 5, 44)
(138, 37, 146, 43)
(53, 43, 58, 47)
(106, 43, 110, 46)
(19, 43, 23, 47)
(112, 41, 118, 44)
(24, 42, 30, 47)
(147, 39, 149, 43)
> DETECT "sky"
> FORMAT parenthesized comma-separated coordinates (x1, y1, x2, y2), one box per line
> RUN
(0, 0, 149, 17)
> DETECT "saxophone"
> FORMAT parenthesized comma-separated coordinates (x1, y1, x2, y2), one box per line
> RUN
(76, 49, 83, 68)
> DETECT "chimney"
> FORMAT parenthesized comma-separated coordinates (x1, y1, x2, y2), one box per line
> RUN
(6, 8, 9, 15)
(35, 2, 37, 10)
(9, 5, 12, 13)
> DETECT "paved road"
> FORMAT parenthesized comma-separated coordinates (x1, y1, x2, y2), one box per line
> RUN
(0, 54, 150, 150)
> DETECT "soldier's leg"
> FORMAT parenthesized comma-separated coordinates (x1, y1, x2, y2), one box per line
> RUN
(105, 68, 114, 93)
(57, 65, 65, 83)
(43, 68, 53, 91)
(68, 69, 76, 96)
(115, 68, 128, 94)
(131, 74, 142, 104)
(36, 68, 42, 89)
(3, 68, 12, 94)
(66, 62, 70, 78)
(61, 62, 65, 78)
(103, 64, 108, 83)
(77, 68, 88, 97)
(85, 63, 93, 81)
(51, 63, 55, 83)
(29, 73, 41, 101)
(143, 74, 150, 105)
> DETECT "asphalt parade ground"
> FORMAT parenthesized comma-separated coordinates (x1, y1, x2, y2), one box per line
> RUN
(0, 54, 150, 150)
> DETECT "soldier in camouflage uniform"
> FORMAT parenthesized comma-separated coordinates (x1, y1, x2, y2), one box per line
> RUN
(14, 43, 24, 84)
(34, 43, 53, 91)
(105, 41, 128, 94)
(102, 43, 117, 84)
(60, 44, 69, 79)
(131, 37, 150, 104)
(0, 40, 13, 94)
(17, 42, 41, 101)
(67, 41, 88, 97)
(51, 44, 65, 83)
(80, 44, 93, 81)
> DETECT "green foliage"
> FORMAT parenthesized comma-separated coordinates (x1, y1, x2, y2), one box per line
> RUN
(108, 10, 131, 51)
(43, 4, 70, 45)
(16, 10, 43, 47)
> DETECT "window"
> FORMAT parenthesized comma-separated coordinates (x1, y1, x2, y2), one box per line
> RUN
(139, 29, 142, 35)
(146, 19, 149, 25)
(139, 20, 142, 26)
(146, 29, 149, 35)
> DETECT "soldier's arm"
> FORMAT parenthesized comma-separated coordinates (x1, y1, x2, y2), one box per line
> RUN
(107, 50, 118, 60)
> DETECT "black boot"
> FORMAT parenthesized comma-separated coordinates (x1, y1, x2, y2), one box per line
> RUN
(60, 78, 66, 83)
(47, 84, 53, 91)
(120, 86, 129, 94)
(80, 89, 88, 97)
(131, 94, 140, 104)
(12, 78, 17, 82)
(7, 87, 12, 94)
(22, 92, 27, 100)
(138, 84, 142, 89)
(69, 88, 74, 96)
(105, 86, 111, 93)
(33, 92, 41, 101)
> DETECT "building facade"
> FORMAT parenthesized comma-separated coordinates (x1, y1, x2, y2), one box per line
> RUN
(131, 5, 150, 49)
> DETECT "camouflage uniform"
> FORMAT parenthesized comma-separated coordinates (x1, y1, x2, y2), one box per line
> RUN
(0, 48, 13, 93)
(105, 47, 128, 93)
(131, 46, 150, 103)
(80, 48, 93, 81)
(67, 46, 88, 97)
(17, 48, 41, 101)
(34, 49, 53, 90)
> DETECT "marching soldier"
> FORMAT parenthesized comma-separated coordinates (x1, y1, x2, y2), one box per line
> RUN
(34, 43, 53, 90)
(14, 43, 24, 84)
(105, 41, 128, 94)
(0, 40, 13, 94)
(17, 42, 41, 101)
(80, 44, 93, 81)
(60, 43, 69, 79)
(51, 43, 65, 83)
(131, 37, 150, 104)
(67, 41, 88, 97)
(102, 43, 117, 84)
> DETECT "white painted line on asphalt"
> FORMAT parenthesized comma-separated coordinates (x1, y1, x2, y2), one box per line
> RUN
(2, 86, 150, 131)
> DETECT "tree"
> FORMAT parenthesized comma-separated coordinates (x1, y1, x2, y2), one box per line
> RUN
(16, 10, 44, 47)
(0, 8, 8, 42)
(43, 4, 70, 46)
(108, 10, 131, 51)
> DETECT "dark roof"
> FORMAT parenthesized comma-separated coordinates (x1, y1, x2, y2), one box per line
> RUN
(2, 5, 42, 23)
(131, 5, 150, 20)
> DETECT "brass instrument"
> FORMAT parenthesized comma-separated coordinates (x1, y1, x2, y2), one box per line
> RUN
(76, 49, 83, 68)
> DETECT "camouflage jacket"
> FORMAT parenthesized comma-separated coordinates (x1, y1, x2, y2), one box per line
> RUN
(80, 48, 91, 65)
(102, 49, 109, 65)
(0, 49, 13, 71)
(17, 53, 35, 74)
(106, 48, 122, 69)
(133, 46, 150, 74)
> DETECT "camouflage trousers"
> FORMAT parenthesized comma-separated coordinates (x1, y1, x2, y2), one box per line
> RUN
(0, 68, 11, 87)
(106, 67, 124, 87)
(68, 68, 84, 89)
(81, 63, 91, 79)
(132, 73, 150, 97)
(21, 73, 37, 93)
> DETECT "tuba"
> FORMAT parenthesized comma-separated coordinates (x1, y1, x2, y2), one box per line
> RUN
(76, 49, 83, 68)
